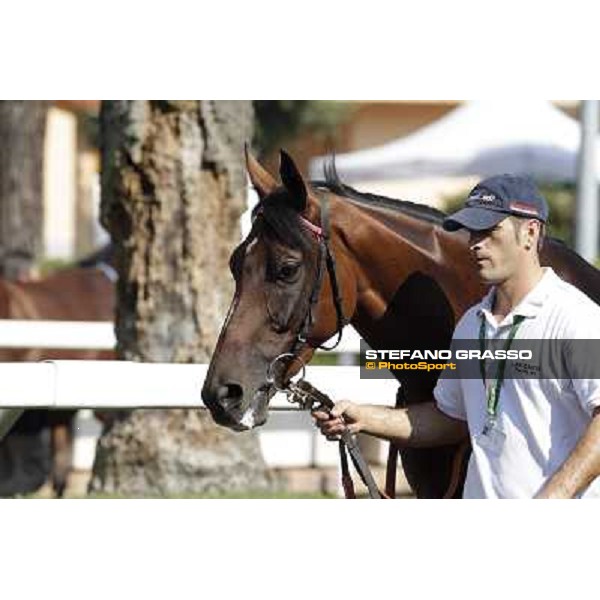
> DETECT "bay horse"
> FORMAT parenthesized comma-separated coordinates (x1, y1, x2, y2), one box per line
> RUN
(0, 245, 115, 497)
(202, 150, 600, 498)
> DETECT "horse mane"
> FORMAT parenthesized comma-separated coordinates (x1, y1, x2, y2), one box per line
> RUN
(250, 164, 574, 265)
(311, 160, 447, 225)
(311, 163, 572, 255)
(250, 161, 447, 249)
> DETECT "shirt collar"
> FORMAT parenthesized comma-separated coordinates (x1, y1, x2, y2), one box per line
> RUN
(477, 267, 557, 325)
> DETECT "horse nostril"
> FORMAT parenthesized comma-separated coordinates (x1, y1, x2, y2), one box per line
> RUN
(215, 383, 244, 415)
(226, 383, 243, 400)
(217, 383, 243, 401)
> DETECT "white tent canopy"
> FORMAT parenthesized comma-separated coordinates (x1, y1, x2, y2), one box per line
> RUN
(310, 101, 597, 184)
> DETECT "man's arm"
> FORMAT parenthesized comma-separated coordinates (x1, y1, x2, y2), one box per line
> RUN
(312, 401, 469, 448)
(535, 406, 600, 499)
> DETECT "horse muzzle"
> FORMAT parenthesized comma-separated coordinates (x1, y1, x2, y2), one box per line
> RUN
(201, 380, 270, 431)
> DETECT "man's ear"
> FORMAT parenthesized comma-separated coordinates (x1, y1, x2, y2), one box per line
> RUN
(279, 150, 307, 213)
(245, 143, 277, 199)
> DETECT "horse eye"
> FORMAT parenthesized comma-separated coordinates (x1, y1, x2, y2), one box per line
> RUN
(277, 263, 300, 281)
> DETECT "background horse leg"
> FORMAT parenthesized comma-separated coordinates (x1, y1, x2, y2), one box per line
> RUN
(49, 410, 75, 498)
(0, 410, 50, 497)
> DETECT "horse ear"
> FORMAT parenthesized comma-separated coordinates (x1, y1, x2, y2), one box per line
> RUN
(279, 150, 307, 212)
(245, 143, 277, 199)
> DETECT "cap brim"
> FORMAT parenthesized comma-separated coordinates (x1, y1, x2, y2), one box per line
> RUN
(442, 207, 508, 232)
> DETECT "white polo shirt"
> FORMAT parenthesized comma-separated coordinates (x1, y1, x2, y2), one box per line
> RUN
(434, 267, 600, 498)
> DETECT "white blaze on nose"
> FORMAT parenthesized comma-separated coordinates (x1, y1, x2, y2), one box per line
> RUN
(239, 408, 255, 429)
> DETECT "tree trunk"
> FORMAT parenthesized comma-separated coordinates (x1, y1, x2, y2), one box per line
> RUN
(0, 102, 49, 496)
(91, 101, 275, 496)
(0, 101, 47, 278)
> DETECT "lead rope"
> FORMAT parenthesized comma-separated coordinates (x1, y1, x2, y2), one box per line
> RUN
(301, 380, 386, 499)
(338, 440, 356, 498)
(268, 355, 387, 499)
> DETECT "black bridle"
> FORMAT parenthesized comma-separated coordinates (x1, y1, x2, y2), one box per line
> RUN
(289, 192, 347, 357)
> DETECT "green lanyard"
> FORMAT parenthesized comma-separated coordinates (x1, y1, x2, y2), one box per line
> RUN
(478, 315, 525, 421)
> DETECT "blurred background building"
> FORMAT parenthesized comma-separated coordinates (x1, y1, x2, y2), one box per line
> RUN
(43, 100, 105, 262)
(43, 100, 580, 264)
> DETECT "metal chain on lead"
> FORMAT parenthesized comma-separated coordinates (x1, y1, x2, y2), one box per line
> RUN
(266, 353, 309, 406)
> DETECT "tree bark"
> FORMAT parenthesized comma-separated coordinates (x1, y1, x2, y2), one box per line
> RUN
(91, 101, 275, 496)
(0, 101, 47, 278)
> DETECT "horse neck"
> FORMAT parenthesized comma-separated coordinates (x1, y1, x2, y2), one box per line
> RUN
(329, 197, 484, 340)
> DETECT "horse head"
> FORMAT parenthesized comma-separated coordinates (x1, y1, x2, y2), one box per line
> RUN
(201, 149, 357, 431)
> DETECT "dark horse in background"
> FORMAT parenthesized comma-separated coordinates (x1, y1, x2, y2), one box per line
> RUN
(0, 245, 115, 497)
(202, 149, 600, 498)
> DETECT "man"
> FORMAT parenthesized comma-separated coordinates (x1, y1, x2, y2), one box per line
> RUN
(313, 174, 600, 499)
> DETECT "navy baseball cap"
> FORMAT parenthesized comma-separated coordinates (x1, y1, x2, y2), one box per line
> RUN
(443, 174, 549, 232)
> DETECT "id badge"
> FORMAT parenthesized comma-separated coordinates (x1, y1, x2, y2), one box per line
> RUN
(475, 419, 506, 455)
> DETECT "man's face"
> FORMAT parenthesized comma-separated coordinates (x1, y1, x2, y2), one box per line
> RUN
(468, 217, 528, 285)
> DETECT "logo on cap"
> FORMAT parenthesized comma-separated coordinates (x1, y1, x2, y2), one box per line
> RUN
(467, 191, 503, 208)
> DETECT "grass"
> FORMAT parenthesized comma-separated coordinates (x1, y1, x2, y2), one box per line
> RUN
(15, 490, 336, 500)
(84, 491, 336, 500)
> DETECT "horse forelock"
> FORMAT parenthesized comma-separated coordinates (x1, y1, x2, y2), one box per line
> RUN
(251, 188, 313, 252)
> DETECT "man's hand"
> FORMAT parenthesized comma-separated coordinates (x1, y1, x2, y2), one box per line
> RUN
(312, 399, 468, 447)
(312, 400, 364, 440)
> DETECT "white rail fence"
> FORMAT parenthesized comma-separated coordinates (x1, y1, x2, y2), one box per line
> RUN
(0, 321, 397, 470)
(0, 320, 365, 354)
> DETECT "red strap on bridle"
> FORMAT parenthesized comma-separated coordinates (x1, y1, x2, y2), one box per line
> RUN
(299, 215, 324, 240)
